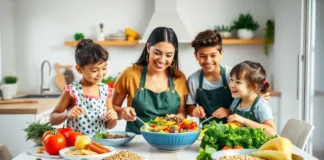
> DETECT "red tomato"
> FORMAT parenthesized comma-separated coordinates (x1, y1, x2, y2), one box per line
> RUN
(43, 132, 66, 155)
(222, 146, 232, 150)
(107, 82, 114, 88)
(163, 126, 171, 132)
(150, 124, 156, 128)
(65, 131, 84, 147)
(41, 130, 52, 145)
(233, 145, 243, 149)
(179, 122, 186, 129)
(57, 127, 73, 136)
(188, 122, 197, 129)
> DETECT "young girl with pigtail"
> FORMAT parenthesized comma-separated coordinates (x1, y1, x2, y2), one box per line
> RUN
(228, 61, 276, 136)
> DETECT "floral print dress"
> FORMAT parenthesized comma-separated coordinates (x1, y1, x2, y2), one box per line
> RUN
(64, 80, 113, 135)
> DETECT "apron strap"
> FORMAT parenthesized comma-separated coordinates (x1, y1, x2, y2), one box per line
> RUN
(198, 70, 204, 89)
(139, 66, 148, 88)
(168, 69, 175, 90)
(220, 65, 228, 87)
(233, 97, 260, 115)
(198, 65, 227, 89)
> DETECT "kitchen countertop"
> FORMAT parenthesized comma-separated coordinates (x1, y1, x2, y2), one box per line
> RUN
(0, 93, 60, 114)
(13, 135, 319, 160)
(0, 91, 281, 115)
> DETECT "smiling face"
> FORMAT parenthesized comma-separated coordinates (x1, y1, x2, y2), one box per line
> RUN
(76, 61, 108, 85)
(195, 46, 223, 74)
(229, 72, 258, 98)
(146, 42, 175, 72)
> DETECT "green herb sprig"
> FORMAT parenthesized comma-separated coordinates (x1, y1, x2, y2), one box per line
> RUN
(23, 121, 54, 141)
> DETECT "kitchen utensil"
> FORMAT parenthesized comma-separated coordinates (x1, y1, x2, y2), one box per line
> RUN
(63, 68, 74, 85)
(0, 99, 38, 104)
(54, 63, 74, 91)
(136, 116, 149, 127)
(198, 116, 214, 127)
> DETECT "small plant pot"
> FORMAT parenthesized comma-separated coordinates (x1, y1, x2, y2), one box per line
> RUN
(220, 31, 232, 39)
(1, 85, 13, 100)
(33, 138, 43, 146)
(7, 83, 17, 97)
(237, 29, 254, 39)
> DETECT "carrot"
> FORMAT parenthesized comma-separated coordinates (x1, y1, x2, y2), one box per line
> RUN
(86, 143, 107, 154)
(91, 141, 111, 152)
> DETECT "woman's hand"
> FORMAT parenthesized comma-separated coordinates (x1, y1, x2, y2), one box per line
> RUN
(67, 106, 84, 119)
(213, 107, 231, 119)
(191, 106, 206, 118)
(122, 107, 136, 121)
(228, 114, 245, 124)
(105, 109, 118, 121)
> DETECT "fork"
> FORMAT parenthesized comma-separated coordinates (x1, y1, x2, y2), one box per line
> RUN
(198, 115, 214, 127)
(136, 116, 149, 127)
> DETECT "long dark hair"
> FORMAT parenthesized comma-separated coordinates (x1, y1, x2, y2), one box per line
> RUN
(135, 27, 180, 77)
(191, 29, 222, 53)
(75, 39, 108, 67)
(230, 61, 271, 94)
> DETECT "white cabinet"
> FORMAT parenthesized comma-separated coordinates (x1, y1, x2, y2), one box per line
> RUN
(0, 107, 55, 157)
(269, 96, 280, 133)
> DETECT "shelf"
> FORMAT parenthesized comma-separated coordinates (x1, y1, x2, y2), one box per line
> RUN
(64, 40, 139, 47)
(222, 39, 265, 44)
(64, 39, 265, 47)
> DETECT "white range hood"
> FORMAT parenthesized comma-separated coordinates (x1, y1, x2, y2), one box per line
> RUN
(140, 0, 192, 43)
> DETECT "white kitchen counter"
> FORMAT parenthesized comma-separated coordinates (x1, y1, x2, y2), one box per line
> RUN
(14, 135, 319, 160)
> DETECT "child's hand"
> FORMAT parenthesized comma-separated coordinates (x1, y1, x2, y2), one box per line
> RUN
(192, 106, 206, 118)
(104, 109, 118, 121)
(228, 114, 245, 124)
(67, 106, 84, 119)
(213, 107, 231, 119)
(122, 107, 136, 121)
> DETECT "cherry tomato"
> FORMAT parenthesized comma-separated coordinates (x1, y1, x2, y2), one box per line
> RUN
(222, 146, 232, 150)
(233, 145, 244, 149)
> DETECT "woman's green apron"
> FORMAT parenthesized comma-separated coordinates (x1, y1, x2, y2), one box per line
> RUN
(232, 97, 259, 122)
(126, 66, 180, 134)
(196, 65, 233, 125)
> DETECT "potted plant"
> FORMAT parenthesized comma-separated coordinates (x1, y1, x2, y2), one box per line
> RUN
(231, 13, 260, 39)
(215, 25, 233, 38)
(264, 19, 275, 55)
(2, 76, 18, 99)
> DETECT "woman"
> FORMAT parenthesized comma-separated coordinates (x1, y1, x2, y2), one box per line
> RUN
(113, 27, 189, 134)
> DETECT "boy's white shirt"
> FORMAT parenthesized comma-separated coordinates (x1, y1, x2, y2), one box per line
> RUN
(186, 65, 232, 105)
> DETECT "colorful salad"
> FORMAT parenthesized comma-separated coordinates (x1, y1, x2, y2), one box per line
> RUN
(141, 117, 199, 133)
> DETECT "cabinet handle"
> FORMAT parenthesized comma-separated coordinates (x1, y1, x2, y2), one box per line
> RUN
(297, 54, 300, 99)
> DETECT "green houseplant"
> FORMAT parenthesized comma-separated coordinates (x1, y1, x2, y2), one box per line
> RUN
(264, 20, 275, 56)
(2, 76, 18, 99)
(215, 25, 233, 38)
(231, 13, 260, 39)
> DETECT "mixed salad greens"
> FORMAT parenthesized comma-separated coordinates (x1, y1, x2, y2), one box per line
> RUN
(93, 131, 109, 139)
(141, 117, 199, 133)
(197, 121, 277, 160)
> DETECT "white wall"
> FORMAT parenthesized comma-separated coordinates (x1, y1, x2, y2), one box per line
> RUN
(0, 0, 16, 81)
(12, 0, 271, 92)
(268, 0, 302, 131)
(312, 0, 324, 158)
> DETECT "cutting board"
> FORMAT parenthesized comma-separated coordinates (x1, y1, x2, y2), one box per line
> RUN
(0, 99, 38, 104)
(55, 63, 74, 91)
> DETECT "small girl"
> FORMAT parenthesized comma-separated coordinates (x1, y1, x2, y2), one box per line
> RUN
(50, 39, 117, 135)
(228, 61, 276, 136)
